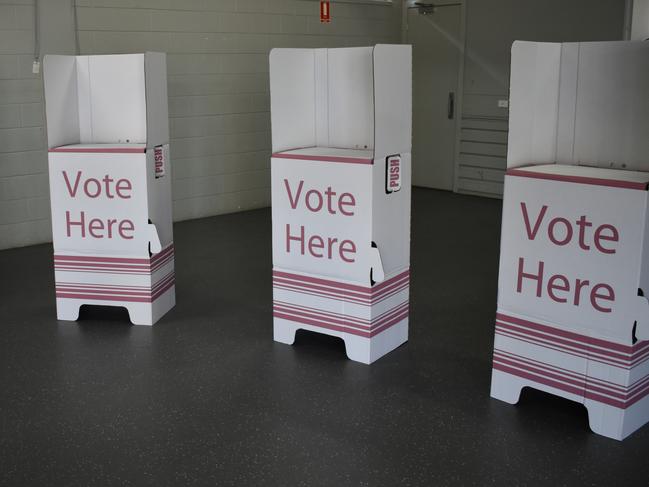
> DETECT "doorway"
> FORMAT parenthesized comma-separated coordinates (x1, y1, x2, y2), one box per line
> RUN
(406, 2, 463, 190)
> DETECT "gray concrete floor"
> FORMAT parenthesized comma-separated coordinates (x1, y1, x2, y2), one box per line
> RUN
(0, 188, 647, 485)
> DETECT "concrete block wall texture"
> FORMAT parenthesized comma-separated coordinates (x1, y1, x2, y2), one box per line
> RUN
(0, 0, 50, 250)
(0, 0, 401, 250)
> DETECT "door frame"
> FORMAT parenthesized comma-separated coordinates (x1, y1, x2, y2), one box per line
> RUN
(401, 0, 467, 192)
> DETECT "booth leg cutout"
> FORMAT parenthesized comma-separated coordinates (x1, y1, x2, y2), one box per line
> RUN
(344, 319, 408, 364)
(274, 319, 297, 345)
(586, 401, 627, 440)
(490, 369, 525, 405)
(585, 394, 649, 441)
(491, 368, 649, 440)
(55, 299, 81, 322)
(274, 317, 408, 364)
(54, 284, 175, 326)
(125, 303, 154, 326)
(490, 367, 586, 406)
(272, 269, 410, 364)
(126, 285, 176, 326)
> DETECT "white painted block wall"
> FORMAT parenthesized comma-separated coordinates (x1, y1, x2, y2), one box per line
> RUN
(0, 0, 400, 249)
(0, 0, 50, 249)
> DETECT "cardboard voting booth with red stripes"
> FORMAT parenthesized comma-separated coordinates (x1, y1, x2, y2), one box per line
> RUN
(491, 41, 649, 440)
(43, 53, 175, 326)
(269, 45, 412, 364)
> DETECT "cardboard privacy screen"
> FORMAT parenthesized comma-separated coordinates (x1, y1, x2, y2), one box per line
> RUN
(491, 41, 649, 440)
(270, 45, 412, 364)
(43, 53, 175, 326)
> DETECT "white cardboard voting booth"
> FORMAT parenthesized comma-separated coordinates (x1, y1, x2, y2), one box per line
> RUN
(491, 41, 649, 440)
(270, 45, 412, 364)
(43, 53, 175, 326)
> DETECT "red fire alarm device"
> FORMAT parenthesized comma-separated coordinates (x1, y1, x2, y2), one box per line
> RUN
(320, 1, 331, 23)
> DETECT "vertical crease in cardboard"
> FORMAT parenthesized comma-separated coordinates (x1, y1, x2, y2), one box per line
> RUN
(553, 46, 562, 164)
(144, 54, 150, 146)
(571, 44, 581, 165)
(371, 46, 377, 160)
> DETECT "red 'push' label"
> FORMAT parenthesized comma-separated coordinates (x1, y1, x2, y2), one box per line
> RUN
(386, 155, 401, 193)
(320, 1, 330, 23)
(154, 145, 165, 178)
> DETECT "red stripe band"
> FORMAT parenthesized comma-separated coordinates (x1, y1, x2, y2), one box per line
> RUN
(49, 147, 146, 154)
(273, 281, 409, 306)
(496, 320, 631, 363)
(56, 272, 175, 304)
(54, 245, 175, 275)
(274, 300, 408, 339)
(273, 300, 409, 333)
(506, 168, 649, 190)
(272, 269, 410, 305)
(496, 312, 649, 358)
(495, 326, 635, 369)
(272, 152, 373, 165)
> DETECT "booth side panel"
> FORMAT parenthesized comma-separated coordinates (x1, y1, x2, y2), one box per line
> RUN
(145, 146, 174, 250)
(144, 52, 170, 149)
(506, 42, 561, 169)
(637, 196, 649, 343)
(314, 49, 329, 147)
(572, 42, 649, 172)
(76, 56, 93, 144)
(371, 153, 411, 279)
(372, 45, 412, 160)
(269, 49, 317, 153)
(42, 55, 81, 149)
(86, 54, 147, 144)
(555, 43, 579, 164)
(326, 47, 374, 151)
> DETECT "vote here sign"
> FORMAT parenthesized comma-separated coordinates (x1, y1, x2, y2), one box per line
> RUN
(498, 172, 649, 342)
(48, 151, 150, 256)
(271, 157, 372, 284)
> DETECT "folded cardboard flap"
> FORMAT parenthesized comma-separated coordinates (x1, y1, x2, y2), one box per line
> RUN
(634, 294, 649, 341)
(370, 243, 385, 284)
(147, 222, 162, 255)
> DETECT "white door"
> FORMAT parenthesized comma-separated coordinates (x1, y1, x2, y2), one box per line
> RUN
(407, 4, 462, 190)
